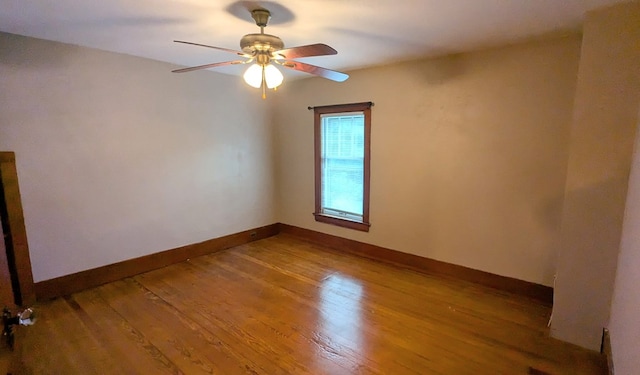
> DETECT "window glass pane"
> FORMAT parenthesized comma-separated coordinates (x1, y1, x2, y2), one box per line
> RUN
(320, 113, 365, 219)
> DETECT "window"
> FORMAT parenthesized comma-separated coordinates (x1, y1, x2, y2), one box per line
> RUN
(313, 102, 371, 231)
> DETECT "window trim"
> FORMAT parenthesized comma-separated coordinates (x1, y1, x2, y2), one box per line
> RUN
(313, 102, 371, 232)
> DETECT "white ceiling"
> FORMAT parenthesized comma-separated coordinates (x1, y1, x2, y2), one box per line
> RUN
(0, 0, 626, 79)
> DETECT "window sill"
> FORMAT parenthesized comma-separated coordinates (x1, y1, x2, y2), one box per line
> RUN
(313, 213, 370, 232)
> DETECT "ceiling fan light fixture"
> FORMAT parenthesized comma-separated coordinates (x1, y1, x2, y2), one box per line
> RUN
(243, 63, 263, 88)
(243, 63, 283, 90)
(264, 64, 283, 89)
(174, 7, 349, 96)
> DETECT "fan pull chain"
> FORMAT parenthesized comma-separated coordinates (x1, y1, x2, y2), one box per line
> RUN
(262, 66, 267, 99)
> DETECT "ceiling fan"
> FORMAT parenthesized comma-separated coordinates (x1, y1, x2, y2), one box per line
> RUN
(172, 8, 349, 98)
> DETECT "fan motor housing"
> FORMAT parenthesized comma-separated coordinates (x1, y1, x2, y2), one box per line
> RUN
(240, 33, 284, 54)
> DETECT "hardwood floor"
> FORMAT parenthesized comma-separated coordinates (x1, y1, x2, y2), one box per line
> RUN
(4, 234, 606, 374)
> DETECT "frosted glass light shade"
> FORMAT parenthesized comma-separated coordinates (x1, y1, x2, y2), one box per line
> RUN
(243, 63, 284, 91)
(243, 64, 263, 88)
(264, 64, 283, 89)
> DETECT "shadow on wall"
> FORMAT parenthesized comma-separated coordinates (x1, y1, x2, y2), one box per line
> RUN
(553, 176, 629, 346)
(535, 192, 566, 283)
(0, 32, 76, 70)
(537, 193, 565, 233)
(560, 176, 628, 268)
(412, 53, 468, 85)
(401, 31, 580, 87)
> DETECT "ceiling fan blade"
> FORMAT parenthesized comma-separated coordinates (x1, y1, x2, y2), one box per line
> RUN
(174, 40, 251, 57)
(274, 43, 337, 59)
(281, 61, 349, 82)
(172, 60, 246, 73)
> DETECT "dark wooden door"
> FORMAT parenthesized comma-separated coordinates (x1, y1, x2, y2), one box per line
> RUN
(0, 153, 35, 306)
(0, 214, 15, 308)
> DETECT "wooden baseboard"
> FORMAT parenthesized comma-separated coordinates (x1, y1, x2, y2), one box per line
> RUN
(278, 223, 553, 304)
(34, 224, 279, 300)
(35, 222, 553, 304)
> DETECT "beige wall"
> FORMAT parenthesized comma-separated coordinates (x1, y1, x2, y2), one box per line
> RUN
(551, 1, 640, 351)
(609, 104, 640, 375)
(274, 35, 581, 286)
(0, 33, 276, 282)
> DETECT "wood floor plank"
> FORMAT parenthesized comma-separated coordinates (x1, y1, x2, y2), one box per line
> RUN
(97, 279, 247, 374)
(19, 298, 90, 374)
(213, 244, 525, 374)
(255, 236, 551, 326)
(189, 254, 425, 374)
(13, 234, 606, 374)
(137, 264, 317, 374)
(69, 289, 183, 374)
(140, 260, 365, 375)
(244, 237, 601, 374)
(242, 239, 559, 355)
